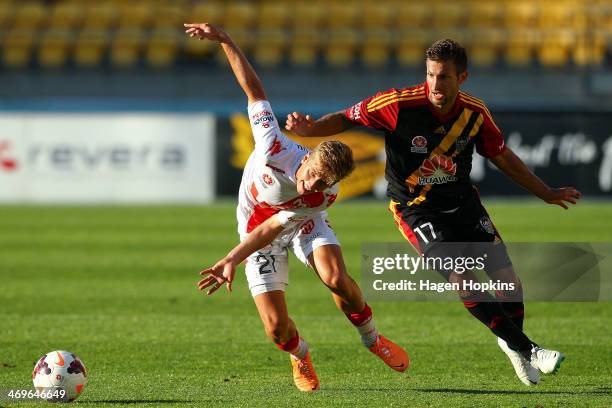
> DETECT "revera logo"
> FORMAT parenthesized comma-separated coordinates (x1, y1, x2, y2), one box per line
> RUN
(0, 141, 18, 172)
(26, 143, 185, 172)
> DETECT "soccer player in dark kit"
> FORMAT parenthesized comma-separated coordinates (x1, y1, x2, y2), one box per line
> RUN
(286, 39, 581, 386)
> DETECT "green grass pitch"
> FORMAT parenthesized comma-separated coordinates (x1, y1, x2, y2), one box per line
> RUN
(1, 201, 611, 407)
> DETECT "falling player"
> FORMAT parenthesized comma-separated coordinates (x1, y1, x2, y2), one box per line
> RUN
(184, 23, 408, 392)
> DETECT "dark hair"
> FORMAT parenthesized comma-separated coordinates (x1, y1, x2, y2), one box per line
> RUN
(425, 39, 468, 74)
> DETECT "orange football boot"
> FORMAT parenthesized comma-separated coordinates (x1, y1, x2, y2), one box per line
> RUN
(290, 352, 320, 391)
(369, 335, 409, 372)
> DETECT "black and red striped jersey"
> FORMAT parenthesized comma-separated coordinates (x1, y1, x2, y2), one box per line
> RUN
(344, 82, 506, 210)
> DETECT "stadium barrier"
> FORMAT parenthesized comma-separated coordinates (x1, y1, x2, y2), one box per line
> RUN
(0, 113, 216, 203)
(0, 110, 610, 203)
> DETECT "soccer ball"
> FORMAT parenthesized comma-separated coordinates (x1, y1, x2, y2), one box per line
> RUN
(32, 350, 87, 402)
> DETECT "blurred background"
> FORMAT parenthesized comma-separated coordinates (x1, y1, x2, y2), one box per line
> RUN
(0, 0, 611, 203)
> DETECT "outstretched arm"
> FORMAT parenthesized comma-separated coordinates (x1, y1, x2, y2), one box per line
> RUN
(184, 23, 266, 104)
(285, 111, 356, 137)
(490, 147, 581, 209)
(197, 215, 284, 295)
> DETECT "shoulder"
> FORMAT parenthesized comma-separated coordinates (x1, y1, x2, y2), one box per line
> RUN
(364, 84, 427, 114)
(459, 92, 501, 133)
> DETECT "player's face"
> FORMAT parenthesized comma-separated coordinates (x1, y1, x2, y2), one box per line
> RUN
(296, 155, 331, 195)
(426, 59, 467, 114)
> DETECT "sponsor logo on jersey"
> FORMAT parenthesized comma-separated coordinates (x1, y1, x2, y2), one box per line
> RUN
(434, 125, 447, 135)
(348, 102, 363, 121)
(455, 134, 469, 153)
(0, 141, 18, 171)
(410, 136, 428, 153)
(251, 110, 275, 128)
(262, 173, 274, 185)
(267, 136, 286, 156)
(418, 155, 457, 185)
(480, 216, 496, 235)
(300, 219, 315, 234)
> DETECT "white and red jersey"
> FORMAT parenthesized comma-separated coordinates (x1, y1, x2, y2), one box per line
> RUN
(237, 100, 339, 236)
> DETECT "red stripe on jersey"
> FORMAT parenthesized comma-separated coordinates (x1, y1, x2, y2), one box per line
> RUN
(276, 192, 325, 210)
(246, 205, 280, 233)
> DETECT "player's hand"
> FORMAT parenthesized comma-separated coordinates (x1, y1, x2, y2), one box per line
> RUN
(543, 187, 581, 209)
(183, 23, 228, 43)
(197, 257, 236, 295)
(285, 112, 314, 135)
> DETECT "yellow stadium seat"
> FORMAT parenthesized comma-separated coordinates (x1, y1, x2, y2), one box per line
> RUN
(504, 29, 539, 66)
(325, 3, 359, 29)
(111, 28, 144, 68)
(49, 2, 84, 29)
(396, 29, 429, 67)
(74, 28, 108, 68)
(537, 29, 574, 67)
(292, 3, 324, 29)
(536, 2, 575, 30)
(258, 3, 289, 29)
(504, 1, 538, 30)
(2, 28, 35, 68)
(38, 28, 73, 69)
(361, 3, 394, 29)
(153, 3, 185, 28)
(223, 3, 256, 30)
(146, 28, 180, 68)
(572, 30, 606, 67)
(396, 3, 430, 29)
(466, 29, 504, 67)
(84, 2, 117, 29)
(0, 2, 14, 30)
(431, 2, 465, 29)
(13, 1, 46, 29)
(361, 29, 393, 69)
(188, 2, 224, 25)
(253, 29, 287, 68)
(116, 2, 153, 29)
(324, 28, 359, 68)
(289, 28, 322, 67)
(466, 1, 502, 29)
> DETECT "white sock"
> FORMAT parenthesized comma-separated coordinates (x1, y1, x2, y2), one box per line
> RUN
(290, 337, 309, 360)
(357, 317, 379, 348)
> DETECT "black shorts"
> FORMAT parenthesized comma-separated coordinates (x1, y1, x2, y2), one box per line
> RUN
(388, 187, 512, 275)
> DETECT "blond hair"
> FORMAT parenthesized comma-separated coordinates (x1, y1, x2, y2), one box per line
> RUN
(310, 140, 355, 186)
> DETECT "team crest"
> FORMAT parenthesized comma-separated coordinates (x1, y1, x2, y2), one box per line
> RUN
(410, 136, 428, 153)
(262, 173, 274, 185)
(455, 135, 469, 153)
(479, 216, 496, 235)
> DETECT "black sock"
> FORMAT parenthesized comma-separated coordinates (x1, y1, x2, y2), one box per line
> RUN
(462, 294, 532, 353)
(498, 301, 524, 330)
(494, 288, 525, 330)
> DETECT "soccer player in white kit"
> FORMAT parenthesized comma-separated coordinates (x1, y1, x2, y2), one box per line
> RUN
(184, 23, 409, 391)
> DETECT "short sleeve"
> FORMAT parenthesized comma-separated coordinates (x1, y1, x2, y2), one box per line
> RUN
(248, 100, 286, 155)
(344, 89, 400, 132)
(475, 112, 506, 158)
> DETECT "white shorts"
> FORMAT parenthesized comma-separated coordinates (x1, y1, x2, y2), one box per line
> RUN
(243, 212, 339, 297)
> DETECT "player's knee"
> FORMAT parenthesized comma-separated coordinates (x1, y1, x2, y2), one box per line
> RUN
(321, 266, 349, 291)
(263, 317, 290, 343)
